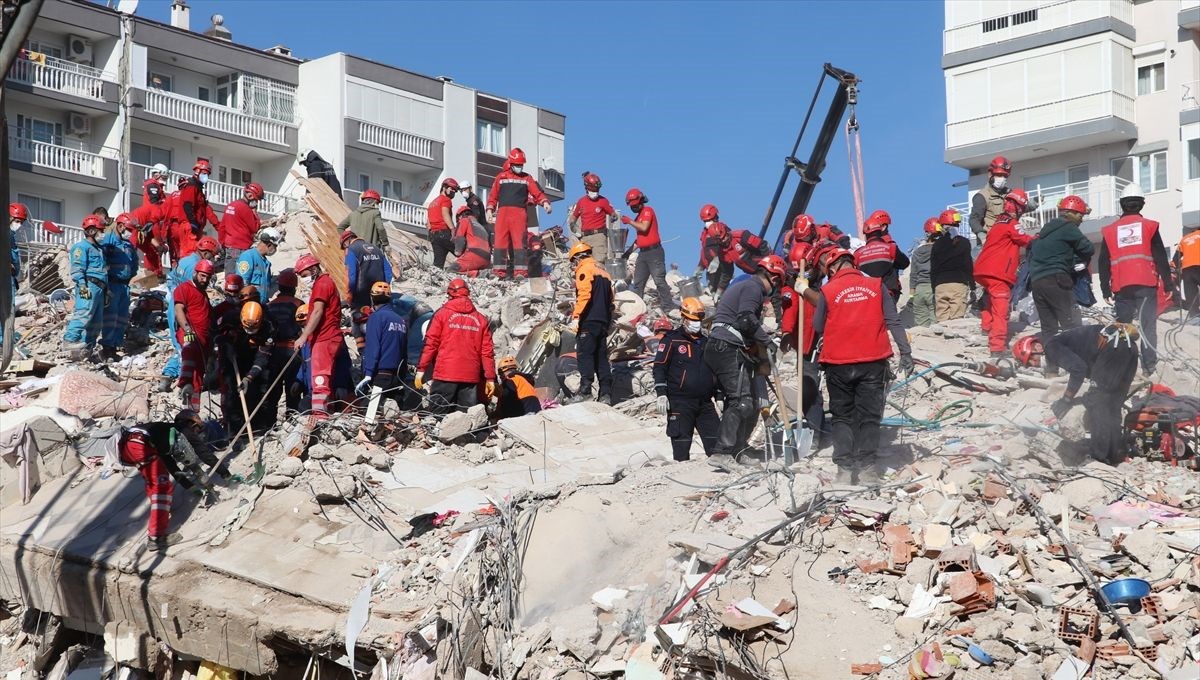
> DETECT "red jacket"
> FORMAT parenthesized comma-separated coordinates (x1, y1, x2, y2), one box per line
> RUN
(787, 240, 814, 274)
(174, 179, 221, 233)
(730, 229, 768, 273)
(220, 199, 261, 250)
(973, 214, 1034, 285)
(779, 285, 816, 354)
(417, 297, 496, 383)
(142, 178, 165, 207)
(698, 221, 732, 268)
(487, 169, 546, 211)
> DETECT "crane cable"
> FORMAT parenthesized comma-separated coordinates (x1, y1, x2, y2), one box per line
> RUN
(845, 109, 867, 240)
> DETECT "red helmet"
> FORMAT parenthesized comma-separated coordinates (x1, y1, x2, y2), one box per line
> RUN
(1004, 188, 1029, 212)
(1012, 335, 1044, 367)
(625, 188, 646, 206)
(988, 156, 1011, 176)
(177, 175, 190, 188)
(193, 158, 212, 175)
(8, 203, 28, 221)
(821, 247, 854, 270)
(340, 229, 358, 248)
(456, 205, 473, 217)
(197, 236, 220, 253)
(1058, 195, 1090, 215)
(195, 258, 216, 275)
(923, 217, 941, 235)
(699, 204, 719, 222)
(938, 209, 961, 227)
(223, 274, 245, 294)
(583, 173, 602, 191)
(791, 214, 816, 240)
(276, 268, 298, 289)
(82, 215, 104, 232)
(863, 209, 891, 235)
(447, 277, 470, 298)
(295, 253, 320, 273)
(115, 212, 138, 228)
(361, 189, 381, 202)
(244, 182, 265, 200)
(651, 317, 673, 333)
(442, 178, 460, 191)
(757, 254, 787, 279)
(507, 148, 527, 165)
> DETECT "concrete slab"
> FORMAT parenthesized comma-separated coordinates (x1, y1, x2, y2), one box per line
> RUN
(498, 402, 671, 475)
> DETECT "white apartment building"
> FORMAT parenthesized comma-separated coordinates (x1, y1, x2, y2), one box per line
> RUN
(943, 0, 1200, 247)
(9, 0, 565, 245)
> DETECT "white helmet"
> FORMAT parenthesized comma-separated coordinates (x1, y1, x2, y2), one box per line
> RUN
(151, 163, 169, 178)
(459, 179, 473, 190)
(1120, 183, 1144, 201)
(297, 148, 311, 163)
(259, 227, 282, 245)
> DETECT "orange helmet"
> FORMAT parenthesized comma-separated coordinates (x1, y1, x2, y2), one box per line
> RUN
(680, 297, 706, 321)
(240, 301, 264, 332)
(295, 304, 309, 323)
(370, 281, 391, 298)
(498, 355, 518, 373)
(567, 242, 593, 261)
(239, 285, 258, 302)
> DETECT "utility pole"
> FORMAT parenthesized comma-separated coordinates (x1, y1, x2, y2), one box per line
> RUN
(118, 11, 132, 211)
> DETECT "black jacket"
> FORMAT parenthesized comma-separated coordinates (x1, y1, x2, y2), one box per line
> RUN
(930, 234, 975, 289)
(1044, 324, 1139, 396)
(299, 151, 343, 198)
(653, 328, 717, 399)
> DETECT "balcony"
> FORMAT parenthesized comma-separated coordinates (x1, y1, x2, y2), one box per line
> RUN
(14, 219, 84, 248)
(9, 129, 108, 181)
(140, 89, 291, 147)
(345, 119, 443, 169)
(945, 91, 1137, 166)
(344, 189, 426, 231)
(130, 162, 294, 216)
(944, 0, 1133, 57)
(948, 175, 1134, 234)
(1182, 0, 1200, 30)
(7, 52, 113, 102)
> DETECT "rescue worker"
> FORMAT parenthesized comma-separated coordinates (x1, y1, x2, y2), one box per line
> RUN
(266, 269, 304, 412)
(8, 203, 26, 301)
(487, 148, 552, 279)
(449, 205, 492, 275)
(290, 303, 312, 411)
(63, 215, 108, 357)
(1027, 196, 1095, 375)
(969, 155, 1013, 245)
(495, 356, 541, 420)
(359, 281, 409, 412)
(298, 149, 343, 198)
(142, 162, 169, 206)
(458, 179, 488, 227)
(130, 197, 167, 278)
(235, 227, 279, 304)
(160, 236, 218, 390)
(815, 222, 851, 249)
(568, 172, 615, 263)
(907, 218, 940, 327)
(703, 254, 787, 468)
(174, 258, 216, 411)
(1045, 323, 1140, 465)
(930, 209, 976, 321)
(163, 175, 191, 261)
(338, 188, 388, 251)
(784, 214, 818, 277)
(1098, 184, 1175, 376)
(174, 158, 221, 252)
(98, 212, 141, 360)
(811, 247, 913, 485)
(654, 297, 719, 461)
(118, 409, 220, 552)
(294, 254, 345, 420)
(565, 242, 615, 405)
(974, 190, 1035, 358)
(343, 229, 393, 336)
(854, 209, 910, 300)
(525, 227, 545, 278)
(416, 278, 497, 413)
(619, 187, 670, 305)
(426, 178, 458, 268)
(695, 204, 735, 297)
(728, 228, 772, 275)
(216, 301, 276, 438)
(220, 182, 265, 273)
(211, 274, 245, 332)
(1177, 227, 1200, 316)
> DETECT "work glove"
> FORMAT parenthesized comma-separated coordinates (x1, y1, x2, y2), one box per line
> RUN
(693, 267, 705, 279)
(484, 381, 496, 400)
(566, 319, 579, 334)
(620, 215, 633, 226)
(356, 376, 372, 394)
(413, 374, 425, 391)
(796, 277, 810, 294)
(183, 330, 197, 345)
(1051, 397, 1075, 420)
(239, 376, 252, 393)
(179, 383, 194, 404)
(899, 354, 915, 376)
(1073, 262, 1087, 272)
(77, 285, 91, 300)
(656, 395, 668, 416)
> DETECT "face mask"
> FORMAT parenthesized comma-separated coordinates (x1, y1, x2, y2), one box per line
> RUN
(248, 200, 259, 208)
(198, 173, 209, 185)
(9, 220, 19, 233)
(704, 220, 714, 228)
(587, 191, 599, 200)
(684, 320, 702, 334)
(511, 165, 524, 174)
(991, 176, 1007, 189)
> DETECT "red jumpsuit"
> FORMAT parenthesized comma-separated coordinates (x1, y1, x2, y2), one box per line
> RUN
(973, 214, 1034, 353)
(306, 273, 343, 417)
(487, 169, 546, 278)
(132, 202, 166, 276)
(729, 229, 769, 274)
(118, 425, 175, 539)
(452, 214, 492, 274)
(219, 199, 260, 251)
(173, 280, 213, 410)
(172, 179, 220, 255)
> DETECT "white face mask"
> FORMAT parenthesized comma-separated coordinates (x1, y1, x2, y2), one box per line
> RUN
(9, 220, 19, 233)
(198, 173, 209, 185)
(587, 191, 599, 200)
(684, 320, 702, 334)
(704, 220, 714, 228)
(511, 164, 524, 174)
(991, 176, 1007, 189)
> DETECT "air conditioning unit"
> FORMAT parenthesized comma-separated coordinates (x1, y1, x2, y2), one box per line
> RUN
(66, 111, 91, 136)
(66, 35, 93, 64)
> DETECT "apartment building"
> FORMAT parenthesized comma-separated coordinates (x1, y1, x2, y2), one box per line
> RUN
(9, 0, 565, 244)
(942, 0, 1200, 248)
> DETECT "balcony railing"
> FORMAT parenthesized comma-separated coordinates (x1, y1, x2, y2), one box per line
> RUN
(14, 219, 83, 248)
(344, 189, 426, 228)
(946, 91, 1135, 149)
(944, 0, 1133, 54)
(353, 119, 437, 160)
(8, 52, 109, 100)
(130, 162, 291, 216)
(9, 129, 106, 179)
(143, 89, 289, 145)
(948, 175, 1134, 234)
(1184, 81, 1199, 112)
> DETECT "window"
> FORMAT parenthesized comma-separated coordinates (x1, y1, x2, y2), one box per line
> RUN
(198, 86, 210, 102)
(24, 39, 63, 59)
(382, 179, 402, 201)
(16, 194, 63, 223)
(14, 114, 63, 145)
(217, 74, 236, 108)
(1187, 138, 1199, 181)
(1137, 63, 1165, 95)
(131, 143, 172, 168)
(1112, 151, 1168, 193)
(358, 174, 371, 192)
(218, 166, 253, 186)
(477, 120, 506, 155)
(149, 72, 173, 92)
(1022, 165, 1090, 205)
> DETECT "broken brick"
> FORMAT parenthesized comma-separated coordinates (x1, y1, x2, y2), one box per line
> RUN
(1058, 606, 1099, 643)
(850, 663, 883, 675)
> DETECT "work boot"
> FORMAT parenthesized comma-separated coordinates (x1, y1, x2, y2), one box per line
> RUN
(989, 351, 1005, 360)
(597, 393, 612, 406)
(707, 453, 740, 473)
(857, 466, 882, 487)
(833, 466, 854, 485)
(1043, 365, 1060, 378)
(99, 345, 119, 362)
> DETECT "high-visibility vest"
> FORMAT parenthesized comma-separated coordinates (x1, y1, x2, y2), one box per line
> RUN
(1180, 230, 1200, 269)
(1102, 215, 1160, 292)
(818, 268, 892, 365)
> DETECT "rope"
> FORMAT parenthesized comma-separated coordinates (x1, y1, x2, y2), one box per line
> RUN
(845, 120, 867, 238)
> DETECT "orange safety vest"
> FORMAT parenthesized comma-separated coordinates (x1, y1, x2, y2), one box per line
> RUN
(1102, 215, 1160, 292)
(1181, 231, 1200, 269)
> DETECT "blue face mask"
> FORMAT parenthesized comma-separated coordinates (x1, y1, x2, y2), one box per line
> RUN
(198, 173, 209, 186)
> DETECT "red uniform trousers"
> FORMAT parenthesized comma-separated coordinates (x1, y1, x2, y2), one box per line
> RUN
(492, 206, 528, 278)
(308, 337, 341, 417)
(118, 432, 173, 538)
(178, 340, 208, 411)
(169, 220, 198, 261)
(976, 275, 1012, 353)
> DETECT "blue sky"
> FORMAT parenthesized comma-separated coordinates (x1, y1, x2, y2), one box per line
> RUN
(146, 0, 965, 265)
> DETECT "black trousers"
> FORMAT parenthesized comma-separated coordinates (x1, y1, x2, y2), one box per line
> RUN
(429, 380, 478, 413)
(1082, 389, 1126, 465)
(707, 261, 734, 295)
(430, 231, 453, 269)
(576, 320, 611, 397)
(824, 359, 888, 469)
(703, 337, 756, 454)
(1113, 284, 1157, 371)
(1032, 273, 1080, 367)
(1183, 267, 1200, 317)
(370, 369, 405, 409)
(667, 396, 720, 461)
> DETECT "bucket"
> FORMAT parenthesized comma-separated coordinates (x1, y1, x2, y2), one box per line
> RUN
(605, 258, 627, 280)
(678, 276, 702, 299)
